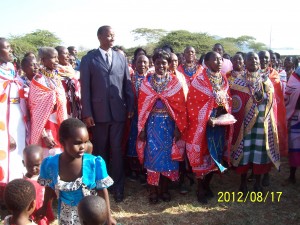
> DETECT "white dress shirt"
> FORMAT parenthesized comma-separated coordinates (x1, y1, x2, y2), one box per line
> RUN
(99, 47, 112, 66)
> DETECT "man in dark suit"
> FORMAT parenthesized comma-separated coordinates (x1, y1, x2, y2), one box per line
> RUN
(80, 25, 134, 202)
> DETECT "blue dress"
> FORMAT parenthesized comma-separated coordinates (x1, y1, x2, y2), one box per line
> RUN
(38, 153, 113, 224)
(144, 75, 179, 175)
(206, 109, 226, 173)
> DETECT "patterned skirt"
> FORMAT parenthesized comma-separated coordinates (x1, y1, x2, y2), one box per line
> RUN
(239, 102, 271, 166)
(192, 109, 226, 178)
(144, 112, 179, 185)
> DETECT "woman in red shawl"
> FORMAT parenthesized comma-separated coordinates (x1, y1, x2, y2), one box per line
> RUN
(0, 38, 28, 201)
(28, 47, 67, 157)
(137, 50, 187, 204)
(186, 51, 233, 204)
(55, 46, 81, 119)
(177, 46, 203, 86)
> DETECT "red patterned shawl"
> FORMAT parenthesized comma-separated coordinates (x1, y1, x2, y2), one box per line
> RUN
(29, 75, 67, 145)
(136, 74, 187, 164)
(230, 74, 280, 169)
(177, 64, 203, 86)
(268, 67, 288, 156)
(185, 69, 232, 169)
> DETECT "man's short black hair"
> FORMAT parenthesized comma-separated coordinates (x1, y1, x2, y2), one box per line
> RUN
(97, 26, 111, 36)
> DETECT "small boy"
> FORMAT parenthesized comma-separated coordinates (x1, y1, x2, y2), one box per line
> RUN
(78, 195, 108, 225)
(3, 179, 37, 225)
(23, 145, 54, 225)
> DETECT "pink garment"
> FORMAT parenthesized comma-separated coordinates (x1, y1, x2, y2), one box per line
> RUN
(202, 58, 232, 76)
(24, 176, 55, 225)
(221, 58, 233, 75)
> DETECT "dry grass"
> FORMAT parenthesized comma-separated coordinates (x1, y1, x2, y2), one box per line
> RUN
(1, 157, 300, 225)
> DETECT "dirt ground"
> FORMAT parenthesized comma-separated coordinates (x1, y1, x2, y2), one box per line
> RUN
(1, 157, 299, 225)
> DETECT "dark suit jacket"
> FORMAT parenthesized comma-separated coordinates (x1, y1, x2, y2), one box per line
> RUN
(80, 49, 134, 123)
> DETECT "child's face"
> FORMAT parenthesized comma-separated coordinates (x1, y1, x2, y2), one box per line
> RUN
(63, 127, 89, 158)
(23, 152, 43, 177)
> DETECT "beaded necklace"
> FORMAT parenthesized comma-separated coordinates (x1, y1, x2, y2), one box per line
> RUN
(0, 63, 10, 71)
(41, 67, 60, 89)
(228, 70, 244, 87)
(132, 71, 146, 96)
(206, 69, 228, 107)
(183, 62, 198, 77)
(150, 73, 170, 93)
(207, 69, 223, 91)
(0, 62, 15, 78)
(231, 70, 244, 78)
(21, 75, 31, 87)
(243, 70, 264, 105)
(286, 69, 294, 81)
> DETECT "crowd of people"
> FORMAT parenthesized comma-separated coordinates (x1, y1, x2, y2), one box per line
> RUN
(0, 25, 299, 224)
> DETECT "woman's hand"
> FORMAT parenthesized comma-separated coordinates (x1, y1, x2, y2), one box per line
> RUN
(208, 117, 216, 127)
(84, 116, 95, 128)
(174, 127, 181, 141)
(35, 205, 47, 222)
(9, 135, 16, 151)
(139, 130, 146, 141)
(43, 136, 57, 149)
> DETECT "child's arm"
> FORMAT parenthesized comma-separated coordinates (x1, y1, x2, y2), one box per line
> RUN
(35, 186, 56, 221)
(98, 189, 116, 225)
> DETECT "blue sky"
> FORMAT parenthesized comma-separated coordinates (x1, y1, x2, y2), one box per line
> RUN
(1, 0, 298, 54)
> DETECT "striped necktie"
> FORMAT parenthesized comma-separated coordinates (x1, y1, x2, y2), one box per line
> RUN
(105, 53, 110, 67)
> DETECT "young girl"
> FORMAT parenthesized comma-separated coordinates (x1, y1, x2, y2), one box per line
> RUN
(23, 145, 54, 225)
(3, 179, 37, 225)
(36, 118, 116, 224)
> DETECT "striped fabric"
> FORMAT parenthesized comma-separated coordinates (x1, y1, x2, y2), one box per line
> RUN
(239, 96, 271, 165)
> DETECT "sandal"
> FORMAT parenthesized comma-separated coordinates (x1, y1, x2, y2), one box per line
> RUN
(262, 173, 270, 187)
(197, 191, 208, 204)
(205, 187, 214, 199)
(160, 192, 171, 202)
(149, 185, 159, 204)
(149, 192, 159, 204)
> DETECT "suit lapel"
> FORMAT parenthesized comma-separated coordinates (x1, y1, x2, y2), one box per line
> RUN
(110, 50, 118, 72)
(94, 49, 109, 69)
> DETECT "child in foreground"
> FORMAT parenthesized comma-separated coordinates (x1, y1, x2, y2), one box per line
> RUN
(36, 118, 116, 224)
(78, 195, 108, 225)
(23, 145, 54, 225)
(3, 179, 37, 225)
